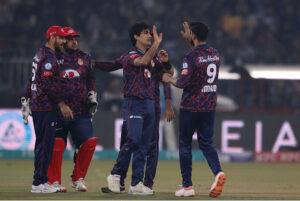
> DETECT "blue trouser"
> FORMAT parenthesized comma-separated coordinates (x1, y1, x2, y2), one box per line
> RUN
(32, 111, 57, 186)
(55, 114, 93, 148)
(111, 98, 155, 186)
(179, 109, 222, 187)
(119, 112, 161, 187)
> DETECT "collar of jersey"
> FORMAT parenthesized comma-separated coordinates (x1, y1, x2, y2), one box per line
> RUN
(194, 44, 209, 51)
(133, 46, 145, 55)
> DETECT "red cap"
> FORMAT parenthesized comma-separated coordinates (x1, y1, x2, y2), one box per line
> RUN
(46, 25, 67, 39)
(63, 27, 80, 37)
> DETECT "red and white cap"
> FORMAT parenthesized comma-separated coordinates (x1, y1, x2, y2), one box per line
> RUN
(63, 27, 80, 37)
(46, 25, 68, 39)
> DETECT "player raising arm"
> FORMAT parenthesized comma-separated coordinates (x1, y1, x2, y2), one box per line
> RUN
(163, 21, 226, 198)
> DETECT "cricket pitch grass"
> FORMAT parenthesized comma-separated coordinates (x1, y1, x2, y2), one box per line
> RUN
(0, 159, 299, 200)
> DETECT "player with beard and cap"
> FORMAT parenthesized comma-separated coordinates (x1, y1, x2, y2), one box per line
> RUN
(46, 27, 98, 192)
(21, 25, 73, 193)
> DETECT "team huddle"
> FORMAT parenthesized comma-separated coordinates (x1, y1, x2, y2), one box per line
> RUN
(21, 21, 226, 198)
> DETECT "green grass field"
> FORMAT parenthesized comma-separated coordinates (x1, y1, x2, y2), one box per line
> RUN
(0, 159, 299, 200)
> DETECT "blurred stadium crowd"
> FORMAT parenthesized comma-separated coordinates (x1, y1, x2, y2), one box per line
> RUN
(1, 0, 299, 64)
(1, 0, 300, 111)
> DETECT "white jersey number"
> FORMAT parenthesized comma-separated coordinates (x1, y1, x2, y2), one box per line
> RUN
(207, 63, 216, 83)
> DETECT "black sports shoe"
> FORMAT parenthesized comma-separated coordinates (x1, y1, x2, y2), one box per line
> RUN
(101, 186, 125, 193)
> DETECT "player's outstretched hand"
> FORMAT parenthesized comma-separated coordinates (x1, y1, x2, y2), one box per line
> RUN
(58, 102, 74, 120)
(162, 73, 172, 83)
(180, 21, 193, 47)
(152, 25, 162, 45)
(158, 50, 168, 62)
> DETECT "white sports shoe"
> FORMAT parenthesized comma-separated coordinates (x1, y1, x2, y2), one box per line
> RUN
(175, 186, 195, 197)
(31, 183, 60, 193)
(107, 174, 121, 193)
(70, 178, 87, 192)
(209, 172, 226, 198)
(128, 182, 154, 195)
(52, 181, 67, 192)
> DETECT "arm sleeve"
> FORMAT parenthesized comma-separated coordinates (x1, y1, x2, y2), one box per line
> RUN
(94, 57, 123, 72)
(163, 82, 172, 100)
(175, 57, 193, 88)
(23, 79, 31, 99)
(87, 58, 97, 92)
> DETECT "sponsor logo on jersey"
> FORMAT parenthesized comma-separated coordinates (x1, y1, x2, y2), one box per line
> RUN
(44, 63, 52, 70)
(182, 62, 188, 69)
(181, 69, 188, 75)
(129, 54, 139, 59)
(129, 51, 137, 54)
(129, 115, 143, 119)
(57, 59, 64, 64)
(144, 68, 151, 78)
(62, 69, 80, 78)
(78, 58, 83, 65)
(42, 71, 53, 77)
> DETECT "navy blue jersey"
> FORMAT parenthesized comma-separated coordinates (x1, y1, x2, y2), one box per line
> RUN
(121, 47, 163, 100)
(176, 44, 220, 112)
(27, 46, 63, 111)
(56, 49, 96, 115)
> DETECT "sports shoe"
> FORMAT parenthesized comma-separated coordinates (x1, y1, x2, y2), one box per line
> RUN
(128, 182, 154, 195)
(175, 186, 195, 197)
(31, 183, 60, 193)
(70, 178, 87, 192)
(120, 185, 126, 193)
(209, 171, 226, 198)
(52, 181, 67, 192)
(107, 174, 121, 193)
(101, 185, 125, 193)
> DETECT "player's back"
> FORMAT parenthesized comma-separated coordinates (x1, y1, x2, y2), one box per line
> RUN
(180, 44, 220, 112)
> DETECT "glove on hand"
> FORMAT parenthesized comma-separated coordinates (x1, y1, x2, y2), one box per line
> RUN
(87, 91, 98, 117)
(21, 97, 31, 125)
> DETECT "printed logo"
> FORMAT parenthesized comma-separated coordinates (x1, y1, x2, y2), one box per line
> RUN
(62, 69, 80, 78)
(44, 63, 52, 70)
(129, 115, 143, 119)
(0, 112, 31, 150)
(182, 62, 188, 69)
(144, 69, 151, 78)
(57, 59, 64, 64)
(129, 51, 137, 54)
(78, 58, 83, 65)
(130, 54, 139, 59)
(181, 69, 188, 75)
(42, 71, 53, 77)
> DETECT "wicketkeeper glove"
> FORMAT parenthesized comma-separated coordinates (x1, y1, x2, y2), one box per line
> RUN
(21, 97, 31, 125)
(87, 91, 98, 117)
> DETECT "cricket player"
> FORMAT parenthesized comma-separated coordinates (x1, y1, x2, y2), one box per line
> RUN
(46, 27, 98, 192)
(162, 21, 226, 198)
(92, 50, 174, 193)
(105, 22, 169, 195)
(21, 25, 73, 193)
